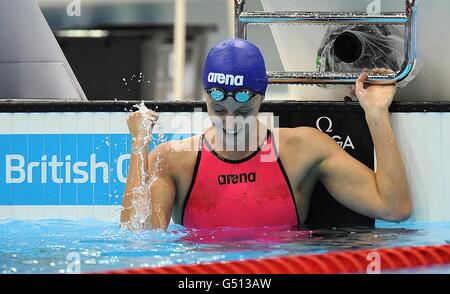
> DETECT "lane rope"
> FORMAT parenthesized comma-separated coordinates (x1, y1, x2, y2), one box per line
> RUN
(99, 244, 450, 274)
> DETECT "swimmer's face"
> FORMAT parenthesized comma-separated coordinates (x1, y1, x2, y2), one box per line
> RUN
(205, 91, 264, 136)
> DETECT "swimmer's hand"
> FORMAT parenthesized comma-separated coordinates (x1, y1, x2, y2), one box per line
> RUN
(355, 68, 397, 116)
(127, 109, 159, 146)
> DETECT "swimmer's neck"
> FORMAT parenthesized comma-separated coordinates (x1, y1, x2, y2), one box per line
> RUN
(204, 122, 268, 161)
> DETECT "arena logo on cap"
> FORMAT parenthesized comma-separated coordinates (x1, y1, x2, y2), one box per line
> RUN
(208, 72, 244, 87)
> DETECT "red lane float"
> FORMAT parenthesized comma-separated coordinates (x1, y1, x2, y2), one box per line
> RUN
(100, 244, 450, 274)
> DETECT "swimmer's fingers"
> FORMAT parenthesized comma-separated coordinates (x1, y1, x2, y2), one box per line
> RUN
(356, 68, 395, 92)
(129, 109, 159, 125)
(347, 86, 356, 96)
(370, 68, 394, 75)
(356, 68, 369, 93)
(143, 109, 159, 124)
(137, 112, 159, 137)
(127, 110, 159, 142)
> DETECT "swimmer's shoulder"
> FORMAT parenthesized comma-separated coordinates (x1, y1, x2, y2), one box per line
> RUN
(274, 126, 324, 146)
(274, 127, 335, 160)
(148, 134, 202, 175)
(166, 134, 203, 153)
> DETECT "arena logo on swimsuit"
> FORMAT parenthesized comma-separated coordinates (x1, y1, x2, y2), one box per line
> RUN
(218, 172, 256, 185)
(207, 72, 244, 87)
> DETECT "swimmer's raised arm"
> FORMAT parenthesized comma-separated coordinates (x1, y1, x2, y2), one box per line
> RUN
(310, 69, 412, 222)
(120, 110, 176, 230)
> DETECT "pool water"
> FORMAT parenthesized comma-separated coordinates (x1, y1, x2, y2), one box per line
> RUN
(1, 219, 449, 274)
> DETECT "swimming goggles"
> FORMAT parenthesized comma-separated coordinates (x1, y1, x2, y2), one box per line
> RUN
(206, 88, 258, 103)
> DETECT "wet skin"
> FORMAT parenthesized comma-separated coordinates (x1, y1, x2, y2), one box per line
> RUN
(122, 69, 412, 229)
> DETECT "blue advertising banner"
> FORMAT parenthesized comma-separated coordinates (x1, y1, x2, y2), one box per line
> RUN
(0, 133, 193, 206)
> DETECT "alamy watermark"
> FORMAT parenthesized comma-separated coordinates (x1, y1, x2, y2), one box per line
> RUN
(66, 252, 81, 274)
(367, 0, 381, 15)
(66, 0, 81, 17)
(366, 252, 381, 274)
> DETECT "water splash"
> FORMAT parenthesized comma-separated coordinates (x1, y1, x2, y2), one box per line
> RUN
(128, 101, 153, 230)
(127, 101, 167, 231)
(122, 73, 151, 92)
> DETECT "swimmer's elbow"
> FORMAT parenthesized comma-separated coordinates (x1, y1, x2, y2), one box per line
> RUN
(119, 218, 169, 231)
(381, 199, 412, 222)
(383, 210, 411, 223)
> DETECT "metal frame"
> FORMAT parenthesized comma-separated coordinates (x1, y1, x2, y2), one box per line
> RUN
(234, 0, 418, 85)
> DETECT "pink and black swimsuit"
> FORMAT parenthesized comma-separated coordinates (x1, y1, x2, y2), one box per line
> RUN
(182, 129, 300, 229)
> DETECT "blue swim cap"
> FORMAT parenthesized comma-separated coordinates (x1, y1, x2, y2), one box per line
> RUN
(202, 38, 268, 95)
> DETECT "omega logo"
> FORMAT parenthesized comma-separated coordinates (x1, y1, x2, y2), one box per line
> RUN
(316, 116, 355, 150)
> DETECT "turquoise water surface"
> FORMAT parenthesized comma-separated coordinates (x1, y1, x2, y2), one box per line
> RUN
(0, 219, 449, 274)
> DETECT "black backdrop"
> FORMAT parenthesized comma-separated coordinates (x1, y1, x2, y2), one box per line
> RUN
(269, 103, 374, 228)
